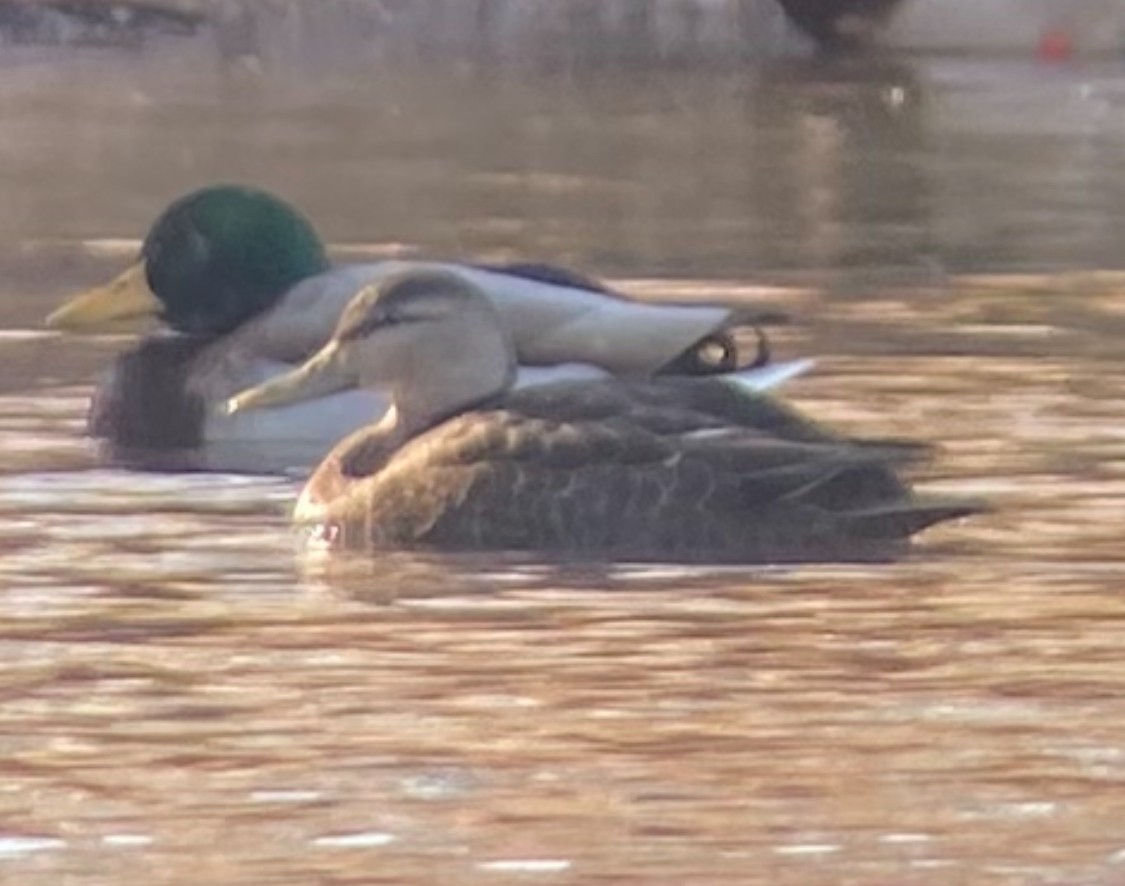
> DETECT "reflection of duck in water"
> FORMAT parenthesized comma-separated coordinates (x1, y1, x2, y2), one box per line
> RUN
(47, 185, 800, 474)
(0, 0, 202, 47)
(228, 269, 981, 563)
(776, 0, 903, 50)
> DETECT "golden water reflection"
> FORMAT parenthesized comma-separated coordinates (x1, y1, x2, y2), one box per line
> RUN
(1, 272, 1123, 884)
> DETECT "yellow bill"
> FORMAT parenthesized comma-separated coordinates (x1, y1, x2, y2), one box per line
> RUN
(45, 262, 160, 331)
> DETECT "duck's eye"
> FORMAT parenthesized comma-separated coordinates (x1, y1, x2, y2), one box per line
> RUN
(338, 305, 424, 343)
(376, 310, 426, 330)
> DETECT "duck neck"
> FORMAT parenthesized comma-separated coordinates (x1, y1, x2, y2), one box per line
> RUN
(388, 348, 514, 439)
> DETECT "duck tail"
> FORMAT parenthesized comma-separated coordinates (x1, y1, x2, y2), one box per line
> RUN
(845, 438, 937, 464)
(737, 447, 914, 507)
(657, 310, 793, 379)
(842, 498, 988, 540)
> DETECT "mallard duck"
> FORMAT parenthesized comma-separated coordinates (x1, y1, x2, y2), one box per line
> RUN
(46, 184, 807, 474)
(226, 269, 981, 563)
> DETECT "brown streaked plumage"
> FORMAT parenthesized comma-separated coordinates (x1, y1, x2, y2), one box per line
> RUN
(227, 269, 984, 563)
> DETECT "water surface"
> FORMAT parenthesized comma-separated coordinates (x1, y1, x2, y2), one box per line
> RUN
(1, 43, 1124, 885)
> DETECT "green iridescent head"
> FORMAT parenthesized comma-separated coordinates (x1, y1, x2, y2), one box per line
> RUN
(48, 184, 330, 336)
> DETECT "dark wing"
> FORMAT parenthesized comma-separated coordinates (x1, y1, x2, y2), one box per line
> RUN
(471, 262, 618, 295)
(502, 377, 892, 446)
(326, 401, 978, 562)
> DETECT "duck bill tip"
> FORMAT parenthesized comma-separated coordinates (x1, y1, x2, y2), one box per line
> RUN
(222, 377, 303, 415)
(225, 343, 353, 415)
(45, 262, 158, 331)
(223, 394, 250, 416)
